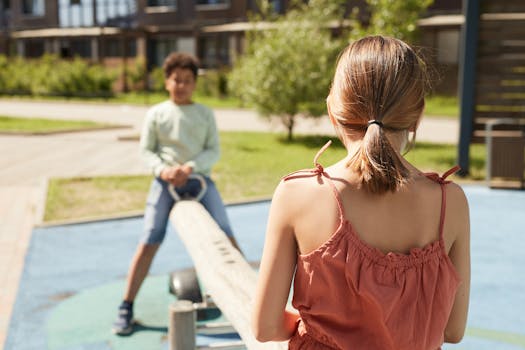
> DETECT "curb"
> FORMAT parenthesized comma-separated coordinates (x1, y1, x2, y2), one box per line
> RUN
(36, 197, 272, 228)
(0, 124, 131, 136)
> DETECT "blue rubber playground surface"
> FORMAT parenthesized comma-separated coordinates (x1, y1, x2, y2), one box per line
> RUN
(4, 186, 525, 349)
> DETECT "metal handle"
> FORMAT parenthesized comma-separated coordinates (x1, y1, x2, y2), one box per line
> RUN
(168, 174, 207, 202)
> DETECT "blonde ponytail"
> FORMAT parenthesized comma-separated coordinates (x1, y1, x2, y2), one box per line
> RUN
(328, 36, 427, 194)
(349, 121, 410, 193)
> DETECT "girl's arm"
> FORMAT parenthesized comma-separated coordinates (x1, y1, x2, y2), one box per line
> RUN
(252, 181, 300, 342)
(444, 184, 471, 343)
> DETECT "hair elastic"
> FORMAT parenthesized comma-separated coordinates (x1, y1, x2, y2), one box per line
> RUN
(367, 119, 383, 128)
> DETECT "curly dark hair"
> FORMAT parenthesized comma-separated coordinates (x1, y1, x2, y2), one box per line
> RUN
(162, 52, 199, 79)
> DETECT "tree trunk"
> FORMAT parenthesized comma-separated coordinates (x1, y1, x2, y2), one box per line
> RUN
(284, 114, 295, 141)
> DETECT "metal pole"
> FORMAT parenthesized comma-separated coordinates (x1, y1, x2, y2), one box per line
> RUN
(457, 0, 480, 176)
(169, 300, 196, 350)
(485, 121, 493, 187)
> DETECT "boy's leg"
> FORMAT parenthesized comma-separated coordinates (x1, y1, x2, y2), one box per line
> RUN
(112, 243, 159, 335)
(113, 178, 175, 335)
(199, 176, 241, 251)
(122, 243, 160, 302)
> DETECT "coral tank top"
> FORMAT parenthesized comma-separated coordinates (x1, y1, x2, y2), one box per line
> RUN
(284, 145, 461, 350)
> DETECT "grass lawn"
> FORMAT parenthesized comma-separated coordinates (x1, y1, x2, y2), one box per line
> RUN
(44, 131, 485, 222)
(424, 95, 459, 118)
(0, 115, 113, 134)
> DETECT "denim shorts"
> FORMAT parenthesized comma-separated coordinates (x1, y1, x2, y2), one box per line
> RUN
(141, 175, 234, 244)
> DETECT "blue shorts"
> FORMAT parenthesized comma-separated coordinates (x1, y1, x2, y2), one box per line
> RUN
(141, 176, 234, 244)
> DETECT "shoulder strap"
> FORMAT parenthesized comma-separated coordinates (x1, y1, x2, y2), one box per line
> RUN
(283, 141, 345, 221)
(422, 166, 461, 239)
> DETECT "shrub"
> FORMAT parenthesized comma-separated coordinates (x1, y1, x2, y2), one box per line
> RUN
(196, 69, 229, 98)
(0, 55, 115, 98)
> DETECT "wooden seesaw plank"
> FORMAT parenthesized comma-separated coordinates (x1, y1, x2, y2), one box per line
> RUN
(170, 201, 287, 350)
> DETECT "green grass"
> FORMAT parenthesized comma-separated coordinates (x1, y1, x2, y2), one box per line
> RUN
(424, 95, 459, 118)
(44, 131, 485, 222)
(0, 115, 110, 134)
(45, 175, 152, 222)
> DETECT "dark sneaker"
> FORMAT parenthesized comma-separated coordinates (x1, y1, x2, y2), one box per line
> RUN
(112, 302, 134, 335)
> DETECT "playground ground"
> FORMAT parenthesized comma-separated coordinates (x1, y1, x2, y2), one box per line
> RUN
(4, 187, 525, 349)
(1, 100, 523, 349)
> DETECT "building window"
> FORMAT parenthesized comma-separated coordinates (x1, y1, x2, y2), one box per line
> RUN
(98, 0, 137, 27)
(147, 0, 176, 7)
(22, 0, 45, 16)
(198, 34, 229, 68)
(70, 39, 92, 58)
(271, 0, 282, 13)
(196, 0, 229, 10)
(147, 38, 177, 68)
(196, 0, 228, 4)
(59, 0, 137, 27)
(25, 40, 45, 57)
(102, 38, 135, 57)
(1, 0, 11, 29)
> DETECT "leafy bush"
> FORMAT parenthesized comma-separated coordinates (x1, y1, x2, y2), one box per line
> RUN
(0, 55, 234, 100)
(126, 58, 148, 91)
(148, 66, 165, 92)
(0, 55, 115, 98)
(196, 69, 229, 98)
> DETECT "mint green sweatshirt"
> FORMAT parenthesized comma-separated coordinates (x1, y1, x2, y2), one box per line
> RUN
(139, 100, 220, 177)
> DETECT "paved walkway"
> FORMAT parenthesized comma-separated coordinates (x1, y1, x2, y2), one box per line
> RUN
(0, 99, 459, 349)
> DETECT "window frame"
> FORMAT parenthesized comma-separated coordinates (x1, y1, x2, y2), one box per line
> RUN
(145, 0, 177, 13)
(22, 0, 45, 17)
(195, 0, 230, 11)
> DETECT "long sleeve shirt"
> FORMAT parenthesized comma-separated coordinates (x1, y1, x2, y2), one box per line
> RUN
(139, 100, 220, 177)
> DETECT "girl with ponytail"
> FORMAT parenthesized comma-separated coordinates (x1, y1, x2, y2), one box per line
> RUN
(253, 36, 470, 349)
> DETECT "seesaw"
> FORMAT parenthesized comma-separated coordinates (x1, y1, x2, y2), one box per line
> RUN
(165, 175, 287, 349)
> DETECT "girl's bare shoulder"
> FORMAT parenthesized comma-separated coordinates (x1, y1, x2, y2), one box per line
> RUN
(274, 172, 335, 213)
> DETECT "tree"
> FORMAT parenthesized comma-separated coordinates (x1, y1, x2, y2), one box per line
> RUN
(352, 0, 434, 43)
(230, 0, 346, 141)
(230, 0, 433, 140)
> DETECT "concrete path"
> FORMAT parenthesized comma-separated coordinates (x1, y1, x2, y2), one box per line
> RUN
(0, 99, 459, 349)
(0, 99, 459, 144)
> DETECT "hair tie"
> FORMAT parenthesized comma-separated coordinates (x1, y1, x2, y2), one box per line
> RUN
(367, 119, 383, 128)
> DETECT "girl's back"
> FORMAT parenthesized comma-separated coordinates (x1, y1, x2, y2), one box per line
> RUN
(288, 162, 466, 258)
(280, 158, 468, 349)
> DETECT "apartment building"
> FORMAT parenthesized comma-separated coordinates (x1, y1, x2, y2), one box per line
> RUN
(0, 1, 292, 68)
(0, 0, 462, 93)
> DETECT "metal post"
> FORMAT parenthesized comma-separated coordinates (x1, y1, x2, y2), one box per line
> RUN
(457, 0, 480, 176)
(485, 121, 493, 187)
(169, 300, 196, 350)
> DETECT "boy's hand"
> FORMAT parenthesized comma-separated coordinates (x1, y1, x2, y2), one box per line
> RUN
(173, 165, 193, 187)
(160, 165, 193, 187)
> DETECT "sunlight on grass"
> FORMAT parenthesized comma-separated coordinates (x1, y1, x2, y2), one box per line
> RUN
(0, 116, 109, 133)
(44, 132, 485, 222)
(424, 95, 459, 118)
(45, 175, 152, 222)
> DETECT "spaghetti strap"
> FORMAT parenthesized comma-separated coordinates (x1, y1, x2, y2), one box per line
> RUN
(423, 166, 461, 240)
(283, 141, 345, 220)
